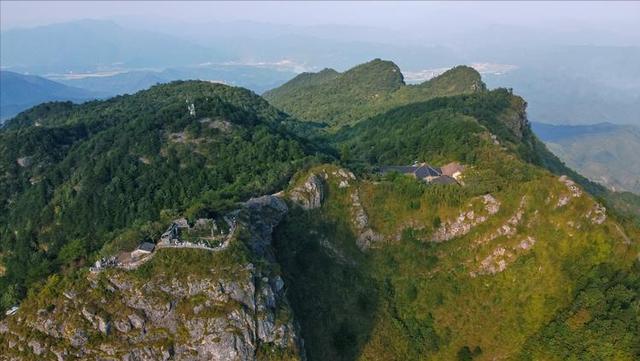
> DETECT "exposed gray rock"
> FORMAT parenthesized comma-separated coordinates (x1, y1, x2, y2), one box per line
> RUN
(128, 313, 145, 329)
(351, 191, 369, 230)
(70, 329, 88, 348)
(28, 340, 44, 355)
(357, 229, 384, 250)
(243, 195, 289, 257)
(290, 174, 325, 210)
(479, 196, 526, 245)
(519, 236, 536, 250)
(556, 175, 582, 208)
(350, 190, 383, 250)
(114, 319, 132, 333)
(16, 156, 32, 167)
(498, 96, 528, 139)
(96, 315, 111, 335)
(2, 194, 305, 361)
(81, 306, 94, 323)
(272, 275, 285, 293)
(482, 194, 501, 215)
(122, 347, 170, 361)
(471, 236, 537, 277)
(432, 194, 501, 242)
(52, 349, 66, 361)
(33, 317, 62, 338)
(586, 203, 607, 224)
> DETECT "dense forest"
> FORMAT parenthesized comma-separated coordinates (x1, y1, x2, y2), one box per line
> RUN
(0, 81, 322, 309)
(264, 59, 485, 127)
(1, 62, 639, 360)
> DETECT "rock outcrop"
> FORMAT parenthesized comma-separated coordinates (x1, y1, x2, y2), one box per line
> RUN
(289, 174, 325, 210)
(0, 195, 305, 361)
(431, 194, 501, 242)
(586, 202, 607, 225)
(351, 189, 383, 250)
(471, 236, 537, 277)
(556, 175, 583, 208)
(477, 196, 526, 246)
(498, 95, 529, 139)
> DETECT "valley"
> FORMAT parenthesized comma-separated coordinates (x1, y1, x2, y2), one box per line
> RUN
(532, 122, 640, 195)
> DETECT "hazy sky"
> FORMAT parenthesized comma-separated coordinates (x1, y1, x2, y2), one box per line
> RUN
(2, 1, 639, 32)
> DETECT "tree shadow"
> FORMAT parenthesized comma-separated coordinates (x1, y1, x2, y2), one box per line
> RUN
(273, 208, 379, 361)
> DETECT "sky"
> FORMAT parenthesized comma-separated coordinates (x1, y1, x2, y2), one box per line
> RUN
(2, 1, 639, 33)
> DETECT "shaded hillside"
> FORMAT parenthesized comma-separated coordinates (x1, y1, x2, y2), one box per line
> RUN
(0, 71, 99, 122)
(264, 59, 484, 126)
(532, 122, 640, 194)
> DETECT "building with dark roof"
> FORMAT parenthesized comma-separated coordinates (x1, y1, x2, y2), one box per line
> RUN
(414, 164, 441, 180)
(379, 162, 461, 185)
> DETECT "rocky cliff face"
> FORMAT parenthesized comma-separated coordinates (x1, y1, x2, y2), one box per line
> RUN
(0, 196, 305, 361)
(498, 95, 530, 139)
(289, 174, 325, 211)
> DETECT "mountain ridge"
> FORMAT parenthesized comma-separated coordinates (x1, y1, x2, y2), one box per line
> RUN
(263, 59, 484, 126)
(1, 63, 639, 361)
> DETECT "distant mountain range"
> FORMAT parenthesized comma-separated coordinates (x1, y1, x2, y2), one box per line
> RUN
(532, 122, 640, 194)
(485, 65, 640, 125)
(2, 20, 639, 127)
(0, 71, 100, 122)
(52, 64, 296, 95)
(0, 20, 218, 74)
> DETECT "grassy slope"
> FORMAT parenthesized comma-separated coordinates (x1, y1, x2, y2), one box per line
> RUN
(275, 152, 639, 361)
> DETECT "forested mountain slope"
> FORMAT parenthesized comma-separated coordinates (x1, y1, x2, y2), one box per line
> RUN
(263, 58, 484, 127)
(0, 61, 638, 361)
(0, 81, 320, 310)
